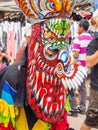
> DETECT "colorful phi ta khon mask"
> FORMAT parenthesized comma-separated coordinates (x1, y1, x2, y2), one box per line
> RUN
(16, 0, 86, 124)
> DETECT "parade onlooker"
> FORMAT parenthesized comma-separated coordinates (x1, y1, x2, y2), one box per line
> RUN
(0, 52, 6, 70)
(90, 9, 98, 38)
(69, 19, 92, 117)
(80, 35, 98, 130)
(0, 51, 14, 70)
(80, 9, 98, 130)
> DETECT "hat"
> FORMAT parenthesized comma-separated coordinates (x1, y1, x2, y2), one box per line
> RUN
(90, 9, 98, 32)
(24, 23, 32, 36)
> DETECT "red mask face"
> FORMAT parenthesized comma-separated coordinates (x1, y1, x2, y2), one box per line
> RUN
(26, 19, 85, 123)
(26, 20, 70, 123)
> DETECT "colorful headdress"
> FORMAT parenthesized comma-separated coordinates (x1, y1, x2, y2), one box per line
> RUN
(16, 0, 76, 20)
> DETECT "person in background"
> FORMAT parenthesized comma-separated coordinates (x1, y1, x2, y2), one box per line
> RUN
(80, 36, 98, 130)
(15, 24, 32, 62)
(0, 52, 6, 70)
(0, 51, 14, 70)
(68, 19, 92, 117)
(90, 8, 98, 38)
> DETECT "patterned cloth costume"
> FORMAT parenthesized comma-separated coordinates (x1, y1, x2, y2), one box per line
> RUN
(0, 0, 87, 130)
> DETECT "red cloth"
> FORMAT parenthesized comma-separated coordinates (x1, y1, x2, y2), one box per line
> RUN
(0, 121, 14, 130)
(50, 110, 69, 130)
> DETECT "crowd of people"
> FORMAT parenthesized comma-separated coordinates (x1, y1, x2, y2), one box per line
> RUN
(0, 8, 98, 130)
(68, 19, 93, 117)
(68, 8, 98, 130)
(0, 23, 32, 70)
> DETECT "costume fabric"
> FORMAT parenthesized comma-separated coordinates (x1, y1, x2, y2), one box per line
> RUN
(0, 0, 88, 130)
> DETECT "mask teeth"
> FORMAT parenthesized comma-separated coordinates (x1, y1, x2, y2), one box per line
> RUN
(31, 77, 35, 86)
(34, 41, 39, 54)
(72, 78, 78, 89)
(60, 102, 63, 110)
(50, 67, 54, 74)
(74, 76, 81, 87)
(32, 59, 36, 65)
(49, 103, 60, 118)
(29, 72, 33, 81)
(39, 95, 44, 109)
(69, 78, 75, 89)
(46, 74, 49, 82)
(33, 71, 39, 93)
(35, 88, 41, 100)
(49, 104, 52, 115)
(38, 55, 41, 62)
(44, 102, 48, 113)
(33, 80, 38, 94)
(29, 65, 35, 78)
(39, 59, 43, 64)
(29, 62, 33, 72)
(75, 72, 83, 83)
(65, 78, 71, 90)
(31, 64, 35, 77)
(47, 66, 51, 72)
(61, 78, 67, 89)
(42, 71, 46, 85)
(55, 78, 57, 85)
(39, 87, 47, 108)
(55, 104, 59, 114)
(50, 75, 53, 83)
(78, 66, 87, 77)
(43, 64, 48, 70)
(41, 61, 45, 67)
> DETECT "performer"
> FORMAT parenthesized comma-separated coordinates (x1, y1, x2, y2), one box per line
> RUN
(0, 0, 87, 130)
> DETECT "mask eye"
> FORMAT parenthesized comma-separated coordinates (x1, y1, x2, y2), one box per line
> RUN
(47, 2, 55, 11)
(50, 2, 54, 9)
(43, 44, 58, 61)
(48, 38, 56, 44)
(59, 50, 69, 65)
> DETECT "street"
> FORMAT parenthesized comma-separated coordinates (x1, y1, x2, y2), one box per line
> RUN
(68, 78, 97, 130)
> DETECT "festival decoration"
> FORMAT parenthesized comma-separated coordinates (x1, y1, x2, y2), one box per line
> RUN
(0, 0, 87, 129)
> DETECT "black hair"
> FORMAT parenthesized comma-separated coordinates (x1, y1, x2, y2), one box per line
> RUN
(70, 12, 83, 21)
(79, 19, 89, 31)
